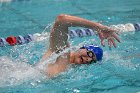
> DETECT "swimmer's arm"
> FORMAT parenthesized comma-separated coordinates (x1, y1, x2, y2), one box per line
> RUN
(50, 14, 120, 51)
(49, 14, 105, 53)
(54, 14, 107, 31)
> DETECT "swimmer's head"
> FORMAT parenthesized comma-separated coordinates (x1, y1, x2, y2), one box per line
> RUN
(80, 45, 103, 61)
(70, 45, 103, 64)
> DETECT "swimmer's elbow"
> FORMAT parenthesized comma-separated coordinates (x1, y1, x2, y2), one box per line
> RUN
(55, 14, 68, 24)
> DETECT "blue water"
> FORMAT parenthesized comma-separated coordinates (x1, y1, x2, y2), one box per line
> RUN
(0, 0, 140, 93)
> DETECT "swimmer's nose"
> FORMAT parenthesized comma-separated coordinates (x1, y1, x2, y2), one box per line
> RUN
(82, 56, 92, 64)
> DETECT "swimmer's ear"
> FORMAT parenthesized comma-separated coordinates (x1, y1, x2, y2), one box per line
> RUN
(80, 47, 85, 49)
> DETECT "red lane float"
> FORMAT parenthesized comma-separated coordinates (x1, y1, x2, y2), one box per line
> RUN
(6, 36, 17, 46)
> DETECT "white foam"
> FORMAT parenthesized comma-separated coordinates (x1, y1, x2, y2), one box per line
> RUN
(0, 56, 46, 87)
(33, 32, 50, 42)
(0, 0, 11, 2)
(110, 23, 135, 33)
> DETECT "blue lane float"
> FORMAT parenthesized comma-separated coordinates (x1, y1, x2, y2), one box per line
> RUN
(0, 38, 7, 46)
(69, 28, 95, 38)
(134, 23, 140, 31)
(16, 34, 33, 45)
(0, 23, 140, 47)
(17, 35, 26, 44)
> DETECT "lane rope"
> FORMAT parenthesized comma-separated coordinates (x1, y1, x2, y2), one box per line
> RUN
(0, 23, 140, 47)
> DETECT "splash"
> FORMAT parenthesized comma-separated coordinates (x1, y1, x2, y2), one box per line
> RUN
(0, 56, 46, 87)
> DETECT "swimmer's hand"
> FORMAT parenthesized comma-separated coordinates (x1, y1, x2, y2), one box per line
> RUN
(97, 26, 121, 48)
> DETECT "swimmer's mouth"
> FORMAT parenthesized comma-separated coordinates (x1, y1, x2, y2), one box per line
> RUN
(80, 56, 84, 63)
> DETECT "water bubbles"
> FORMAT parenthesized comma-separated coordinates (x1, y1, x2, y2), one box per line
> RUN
(125, 23, 135, 31)
(107, 17, 111, 20)
(0, 0, 11, 3)
(124, 45, 138, 53)
(110, 23, 135, 33)
(73, 89, 80, 93)
(33, 32, 50, 42)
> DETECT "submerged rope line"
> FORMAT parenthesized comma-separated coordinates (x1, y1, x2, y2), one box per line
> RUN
(70, 1, 94, 17)
(5, 6, 45, 29)
(100, 63, 140, 88)
(122, 53, 140, 59)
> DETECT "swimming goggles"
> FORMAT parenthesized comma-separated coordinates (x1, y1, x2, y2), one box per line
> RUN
(86, 50, 96, 63)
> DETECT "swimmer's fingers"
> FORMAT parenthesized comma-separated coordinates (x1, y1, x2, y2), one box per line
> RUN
(108, 38, 112, 48)
(108, 37, 116, 48)
(110, 37, 116, 48)
(98, 32, 105, 47)
(107, 28, 120, 48)
(112, 33, 121, 43)
(112, 39, 117, 48)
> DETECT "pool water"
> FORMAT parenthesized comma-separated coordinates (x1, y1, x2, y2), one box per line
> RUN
(0, 0, 140, 93)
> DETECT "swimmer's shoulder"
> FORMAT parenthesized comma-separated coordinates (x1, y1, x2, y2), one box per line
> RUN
(40, 49, 53, 62)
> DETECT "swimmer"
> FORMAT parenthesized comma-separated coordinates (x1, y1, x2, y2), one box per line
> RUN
(38, 14, 120, 77)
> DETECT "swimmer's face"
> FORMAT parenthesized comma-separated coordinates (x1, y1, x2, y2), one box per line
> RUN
(72, 49, 96, 64)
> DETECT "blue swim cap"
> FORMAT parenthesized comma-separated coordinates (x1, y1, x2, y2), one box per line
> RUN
(80, 45, 103, 61)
